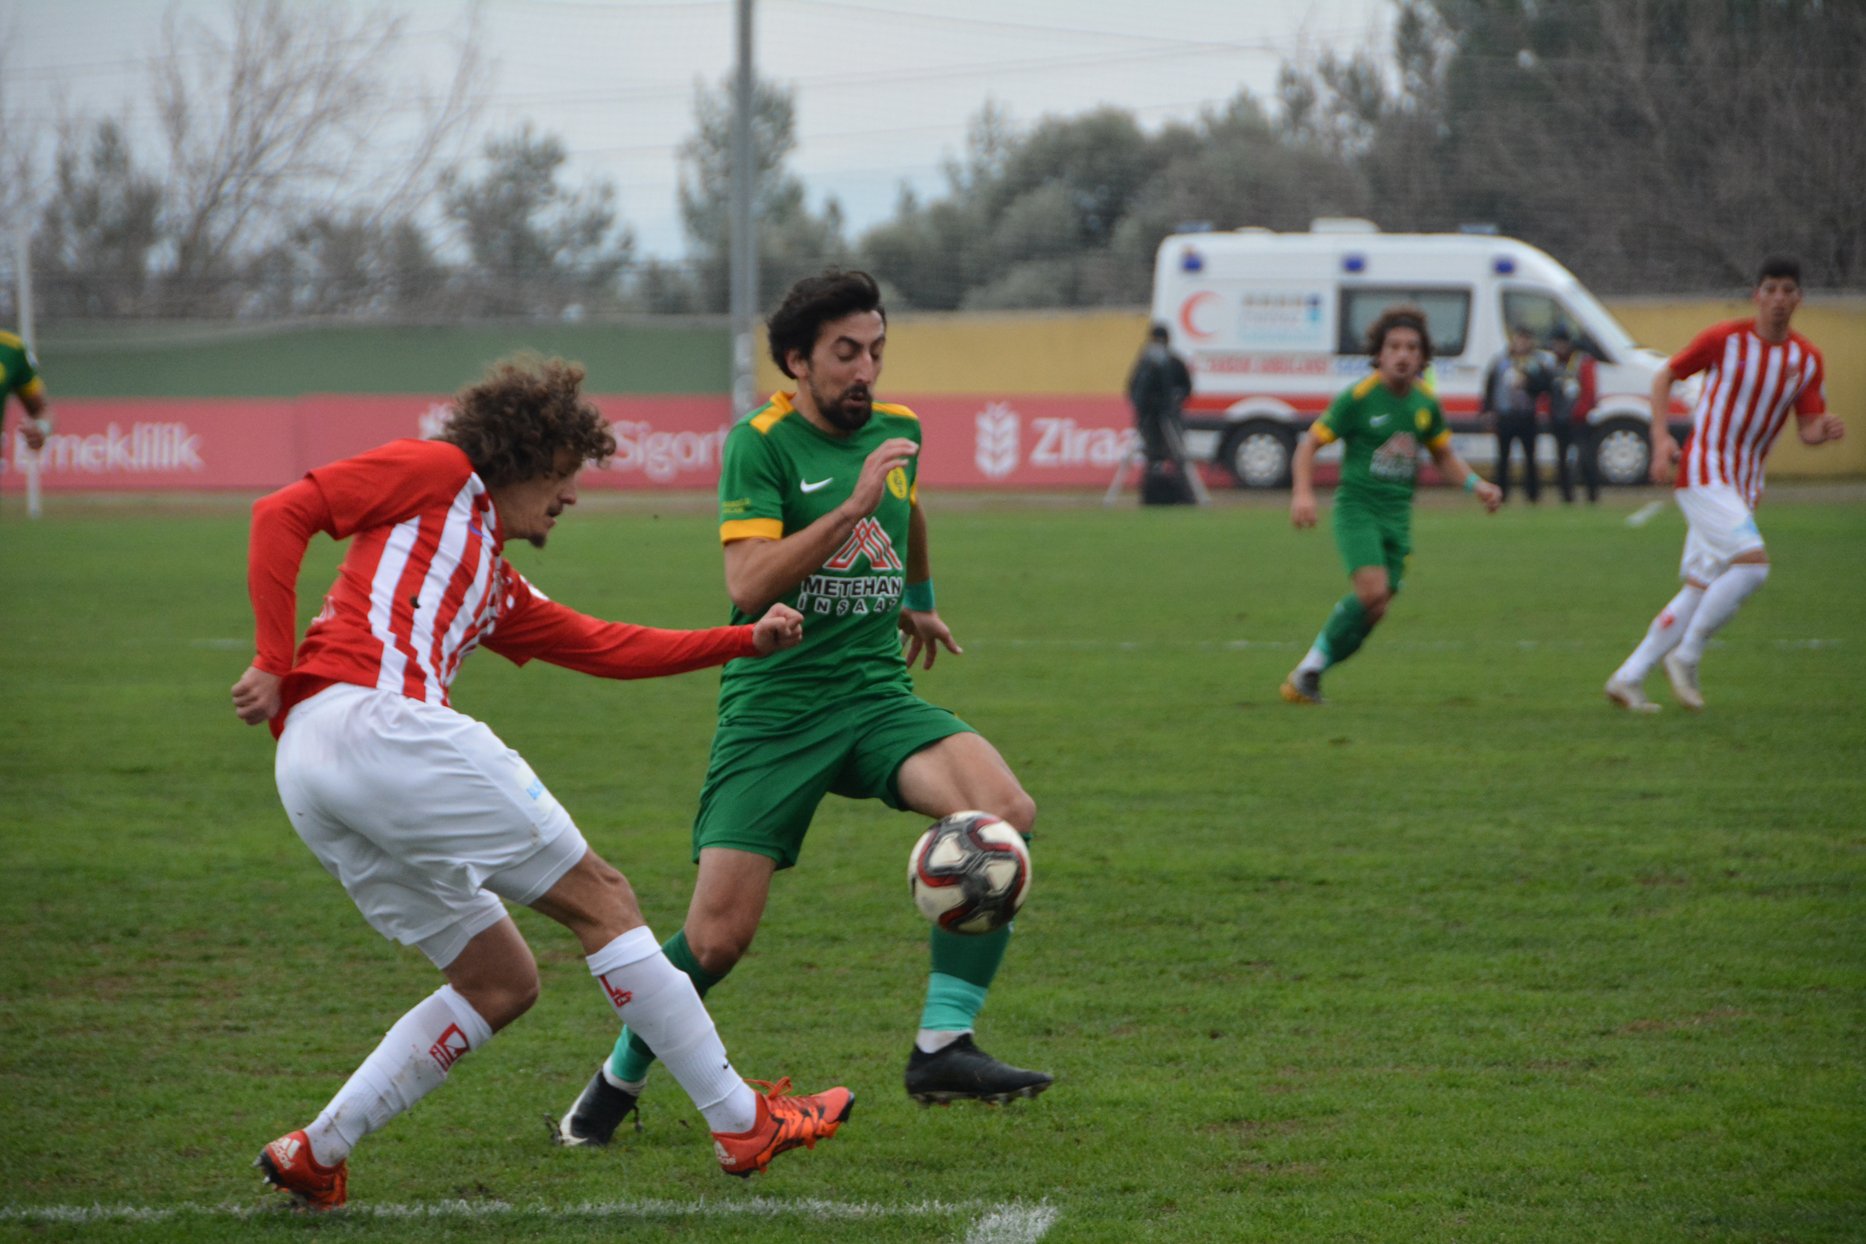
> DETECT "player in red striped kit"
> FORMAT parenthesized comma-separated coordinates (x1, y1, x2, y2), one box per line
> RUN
(1605, 258, 1845, 712)
(231, 356, 852, 1209)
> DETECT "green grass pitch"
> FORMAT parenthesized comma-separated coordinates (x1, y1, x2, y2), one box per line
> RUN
(1, 486, 1861, 1242)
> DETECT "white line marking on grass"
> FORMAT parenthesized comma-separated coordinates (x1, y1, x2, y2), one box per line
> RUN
(965, 1202, 1061, 1243)
(1625, 500, 1666, 527)
(0, 1196, 1058, 1239)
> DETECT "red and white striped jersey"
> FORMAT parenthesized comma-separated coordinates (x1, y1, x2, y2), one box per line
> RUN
(1671, 319, 1826, 507)
(248, 439, 755, 731)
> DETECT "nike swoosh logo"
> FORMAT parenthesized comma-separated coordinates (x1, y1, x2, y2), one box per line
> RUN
(801, 478, 833, 493)
(1370, 415, 1389, 426)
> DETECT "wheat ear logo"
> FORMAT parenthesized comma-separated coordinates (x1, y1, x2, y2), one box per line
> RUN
(974, 402, 1020, 479)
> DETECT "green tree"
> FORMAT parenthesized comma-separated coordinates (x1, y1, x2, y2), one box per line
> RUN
(33, 120, 162, 318)
(443, 125, 636, 318)
(677, 74, 847, 314)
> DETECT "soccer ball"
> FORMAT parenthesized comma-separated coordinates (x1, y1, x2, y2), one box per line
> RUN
(907, 811, 1031, 935)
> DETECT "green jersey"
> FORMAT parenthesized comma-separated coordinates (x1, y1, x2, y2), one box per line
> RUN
(0, 332, 44, 405)
(1315, 372, 1450, 507)
(715, 391, 922, 721)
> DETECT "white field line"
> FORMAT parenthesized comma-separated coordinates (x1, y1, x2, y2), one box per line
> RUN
(965, 1203, 1062, 1244)
(0, 1196, 1058, 1239)
(1624, 500, 1667, 527)
(968, 637, 1843, 652)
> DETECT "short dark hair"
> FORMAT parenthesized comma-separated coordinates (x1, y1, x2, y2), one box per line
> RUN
(1366, 303, 1433, 364)
(767, 269, 886, 378)
(1149, 322, 1171, 343)
(434, 353, 615, 488)
(1757, 255, 1802, 286)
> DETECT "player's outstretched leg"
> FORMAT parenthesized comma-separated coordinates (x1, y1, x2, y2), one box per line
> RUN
(907, 924, 1051, 1105)
(1608, 582, 1706, 713)
(255, 983, 495, 1211)
(711, 1078, 856, 1177)
(553, 928, 726, 1145)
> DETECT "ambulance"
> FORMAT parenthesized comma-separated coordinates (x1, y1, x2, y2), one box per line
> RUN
(1152, 219, 1685, 488)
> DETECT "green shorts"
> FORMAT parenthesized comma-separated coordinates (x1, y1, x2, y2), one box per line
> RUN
(693, 690, 975, 869)
(1332, 494, 1411, 591)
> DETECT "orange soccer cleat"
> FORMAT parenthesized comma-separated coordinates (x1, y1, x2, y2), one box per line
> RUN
(255, 1130, 348, 1211)
(710, 1078, 854, 1177)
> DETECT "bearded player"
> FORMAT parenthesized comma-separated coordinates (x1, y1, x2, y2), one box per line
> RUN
(554, 270, 1050, 1148)
(1605, 256, 1843, 712)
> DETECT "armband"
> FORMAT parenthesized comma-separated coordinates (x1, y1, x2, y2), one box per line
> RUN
(902, 579, 936, 612)
(1463, 473, 1480, 493)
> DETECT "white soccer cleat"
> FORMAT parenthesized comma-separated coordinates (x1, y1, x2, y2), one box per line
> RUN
(1604, 676, 1661, 714)
(1662, 654, 1704, 713)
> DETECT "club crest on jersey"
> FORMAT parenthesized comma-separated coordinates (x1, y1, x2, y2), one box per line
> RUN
(886, 467, 909, 499)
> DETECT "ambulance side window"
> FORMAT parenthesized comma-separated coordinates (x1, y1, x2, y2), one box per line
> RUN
(1338, 288, 1471, 357)
(1502, 290, 1604, 358)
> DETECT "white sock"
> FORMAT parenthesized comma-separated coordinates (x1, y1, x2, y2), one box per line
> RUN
(1615, 584, 1704, 683)
(1673, 564, 1768, 664)
(587, 927, 755, 1134)
(1297, 643, 1328, 676)
(916, 1028, 969, 1055)
(303, 984, 492, 1166)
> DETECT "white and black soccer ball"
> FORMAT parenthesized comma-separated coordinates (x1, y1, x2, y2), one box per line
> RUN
(907, 811, 1031, 935)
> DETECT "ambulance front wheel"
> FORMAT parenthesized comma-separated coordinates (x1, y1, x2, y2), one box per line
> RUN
(1222, 422, 1295, 490)
(1592, 418, 1651, 488)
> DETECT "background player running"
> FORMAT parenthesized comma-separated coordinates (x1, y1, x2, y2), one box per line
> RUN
(555, 270, 1050, 1148)
(1281, 304, 1501, 704)
(1605, 256, 1843, 712)
(232, 355, 851, 1208)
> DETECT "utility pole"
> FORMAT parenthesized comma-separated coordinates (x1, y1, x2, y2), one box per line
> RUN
(728, 0, 757, 417)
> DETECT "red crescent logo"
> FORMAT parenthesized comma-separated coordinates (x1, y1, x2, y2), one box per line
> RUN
(1179, 291, 1219, 339)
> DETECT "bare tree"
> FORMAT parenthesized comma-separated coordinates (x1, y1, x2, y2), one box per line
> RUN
(150, 0, 484, 315)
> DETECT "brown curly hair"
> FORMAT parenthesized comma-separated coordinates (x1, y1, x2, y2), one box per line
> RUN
(1365, 304, 1434, 365)
(434, 353, 616, 487)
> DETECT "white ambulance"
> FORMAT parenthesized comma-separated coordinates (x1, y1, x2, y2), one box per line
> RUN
(1151, 219, 1685, 488)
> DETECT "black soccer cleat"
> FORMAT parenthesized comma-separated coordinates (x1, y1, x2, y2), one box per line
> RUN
(905, 1035, 1053, 1106)
(548, 1067, 642, 1147)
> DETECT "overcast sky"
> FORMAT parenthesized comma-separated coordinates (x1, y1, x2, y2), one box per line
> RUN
(15, 0, 1391, 258)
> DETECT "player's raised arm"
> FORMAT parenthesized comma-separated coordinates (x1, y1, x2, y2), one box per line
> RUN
(723, 436, 918, 614)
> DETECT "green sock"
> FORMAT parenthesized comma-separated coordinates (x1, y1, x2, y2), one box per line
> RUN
(606, 928, 726, 1083)
(1317, 593, 1373, 667)
(920, 922, 1012, 1031)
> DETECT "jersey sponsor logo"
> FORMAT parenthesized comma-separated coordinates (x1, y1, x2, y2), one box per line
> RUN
(600, 975, 634, 1011)
(428, 1022, 470, 1072)
(801, 477, 833, 493)
(1370, 432, 1420, 481)
(823, 518, 903, 572)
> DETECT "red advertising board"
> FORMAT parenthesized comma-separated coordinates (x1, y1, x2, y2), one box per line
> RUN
(1, 393, 1154, 492)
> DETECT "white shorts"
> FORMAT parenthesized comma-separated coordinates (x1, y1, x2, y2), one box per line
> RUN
(275, 683, 589, 968)
(1674, 483, 1765, 583)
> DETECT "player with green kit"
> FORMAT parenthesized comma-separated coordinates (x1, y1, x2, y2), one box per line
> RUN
(1281, 304, 1501, 704)
(554, 270, 1050, 1147)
